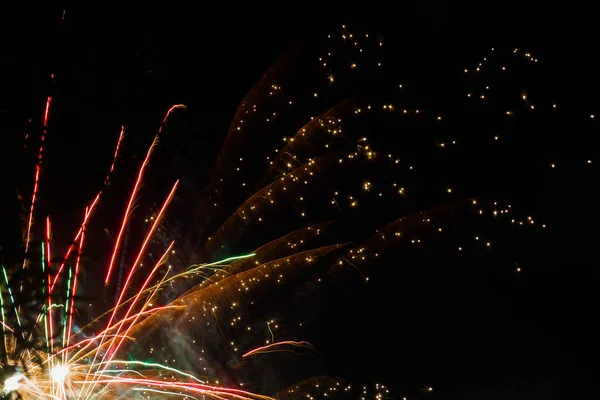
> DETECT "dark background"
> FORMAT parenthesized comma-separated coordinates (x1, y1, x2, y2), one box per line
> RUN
(1, 3, 599, 399)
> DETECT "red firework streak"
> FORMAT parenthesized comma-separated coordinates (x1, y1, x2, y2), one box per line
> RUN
(23, 96, 52, 262)
(50, 126, 124, 292)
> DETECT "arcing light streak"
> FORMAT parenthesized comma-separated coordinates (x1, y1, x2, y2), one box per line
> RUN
(186, 253, 257, 271)
(50, 193, 100, 292)
(81, 270, 174, 400)
(106, 105, 184, 284)
(106, 180, 179, 329)
(100, 360, 205, 384)
(110, 253, 257, 299)
(62, 305, 182, 363)
(242, 341, 317, 358)
(88, 180, 179, 392)
(94, 242, 175, 386)
(121, 180, 179, 290)
(105, 135, 158, 285)
(104, 126, 125, 186)
(4, 98, 290, 400)
(159, 104, 187, 133)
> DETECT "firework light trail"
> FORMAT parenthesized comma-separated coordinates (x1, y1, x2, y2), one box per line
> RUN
(23, 96, 52, 261)
(242, 341, 317, 358)
(0, 103, 275, 398)
(0, 19, 556, 400)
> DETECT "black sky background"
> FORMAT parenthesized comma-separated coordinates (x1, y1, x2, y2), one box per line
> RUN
(1, 3, 599, 399)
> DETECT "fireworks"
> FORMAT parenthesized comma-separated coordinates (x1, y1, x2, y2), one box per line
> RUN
(0, 105, 271, 398)
(2, 17, 592, 400)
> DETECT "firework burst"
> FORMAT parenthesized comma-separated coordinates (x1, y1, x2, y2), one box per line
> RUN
(0, 102, 275, 399)
(0, 19, 568, 400)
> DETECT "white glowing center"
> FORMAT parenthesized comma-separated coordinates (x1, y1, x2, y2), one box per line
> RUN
(4, 374, 22, 392)
(50, 365, 69, 383)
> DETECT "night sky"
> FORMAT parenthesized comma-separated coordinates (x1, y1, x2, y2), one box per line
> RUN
(1, 4, 599, 399)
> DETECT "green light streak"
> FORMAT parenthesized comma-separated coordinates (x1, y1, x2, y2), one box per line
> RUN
(1, 265, 21, 326)
(86, 253, 257, 325)
(0, 288, 6, 356)
(41, 241, 46, 274)
(95, 369, 145, 377)
(103, 360, 205, 383)
(186, 253, 256, 271)
(63, 266, 72, 346)
(0, 288, 5, 332)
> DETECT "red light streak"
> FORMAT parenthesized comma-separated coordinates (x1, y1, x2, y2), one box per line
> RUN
(50, 193, 100, 292)
(242, 341, 316, 358)
(92, 180, 178, 374)
(23, 96, 52, 262)
(105, 135, 158, 285)
(104, 125, 125, 186)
